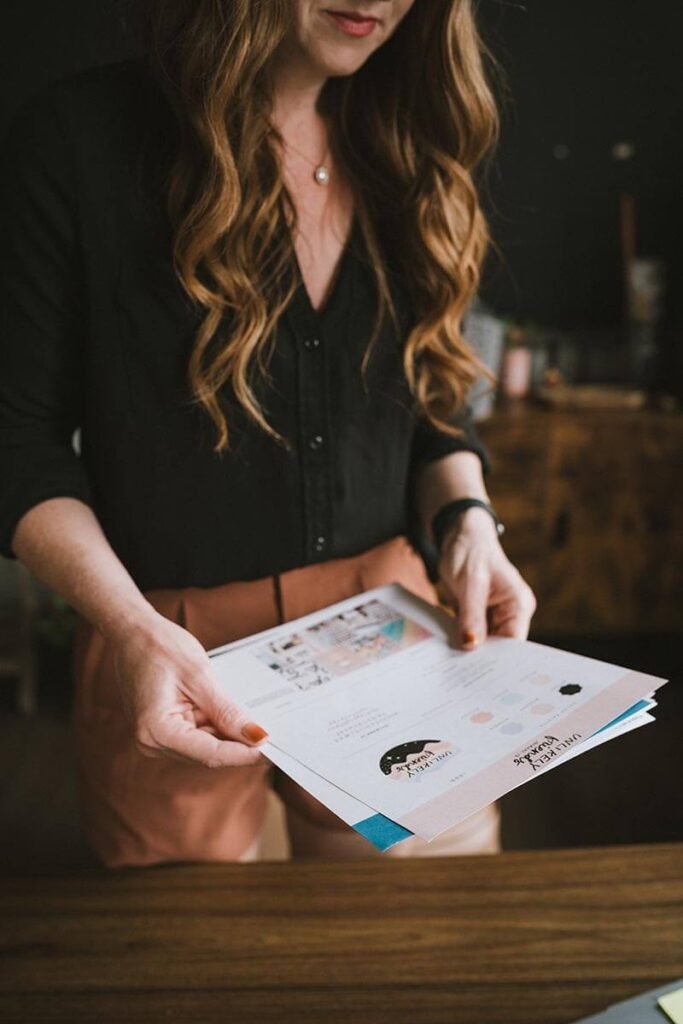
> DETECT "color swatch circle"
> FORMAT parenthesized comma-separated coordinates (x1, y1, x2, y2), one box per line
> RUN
(500, 692, 523, 705)
(500, 722, 523, 735)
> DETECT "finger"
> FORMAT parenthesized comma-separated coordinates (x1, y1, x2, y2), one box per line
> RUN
(196, 675, 269, 747)
(454, 569, 490, 650)
(153, 714, 267, 769)
(489, 602, 534, 640)
(489, 584, 537, 640)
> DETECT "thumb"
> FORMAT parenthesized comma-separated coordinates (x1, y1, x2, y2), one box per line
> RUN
(455, 570, 490, 650)
(199, 674, 269, 747)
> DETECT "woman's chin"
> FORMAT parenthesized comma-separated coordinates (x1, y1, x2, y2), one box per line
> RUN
(311, 44, 371, 79)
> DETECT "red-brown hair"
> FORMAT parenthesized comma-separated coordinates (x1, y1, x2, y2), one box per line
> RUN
(139, 0, 500, 451)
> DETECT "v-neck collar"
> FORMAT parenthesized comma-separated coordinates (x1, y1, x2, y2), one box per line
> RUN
(289, 210, 359, 326)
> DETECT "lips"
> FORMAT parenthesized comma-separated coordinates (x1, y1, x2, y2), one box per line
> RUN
(324, 9, 380, 37)
(325, 9, 379, 22)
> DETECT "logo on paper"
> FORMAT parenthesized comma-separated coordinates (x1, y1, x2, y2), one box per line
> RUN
(379, 739, 455, 782)
(512, 733, 583, 772)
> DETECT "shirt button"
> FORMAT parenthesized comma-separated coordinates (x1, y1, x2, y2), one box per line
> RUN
(315, 536, 327, 551)
(309, 434, 324, 451)
(303, 337, 321, 350)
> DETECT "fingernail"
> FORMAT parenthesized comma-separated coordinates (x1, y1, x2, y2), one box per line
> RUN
(463, 629, 477, 646)
(241, 722, 269, 744)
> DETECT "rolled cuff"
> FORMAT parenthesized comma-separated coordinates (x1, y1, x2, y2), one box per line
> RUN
(410, 402, 492, 479)
(0, 442, 93, 559)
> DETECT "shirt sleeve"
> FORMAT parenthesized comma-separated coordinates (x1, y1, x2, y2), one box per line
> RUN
(409, 400, 493, 479)
(0, 89, 92, 560)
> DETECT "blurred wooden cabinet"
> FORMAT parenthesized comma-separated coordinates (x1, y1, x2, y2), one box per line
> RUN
(477, 402, 683, 635)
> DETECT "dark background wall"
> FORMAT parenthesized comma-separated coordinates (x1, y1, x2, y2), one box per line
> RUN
(480, 0, 683, 333)
(3, 0, 682, 331)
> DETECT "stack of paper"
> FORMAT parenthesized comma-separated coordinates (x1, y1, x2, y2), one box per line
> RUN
(208, 584, 668, 852)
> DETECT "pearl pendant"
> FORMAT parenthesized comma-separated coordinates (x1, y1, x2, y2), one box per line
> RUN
(314, 165, 330, 185)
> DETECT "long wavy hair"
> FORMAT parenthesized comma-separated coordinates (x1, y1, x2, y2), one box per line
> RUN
(137, 0, 500, 453)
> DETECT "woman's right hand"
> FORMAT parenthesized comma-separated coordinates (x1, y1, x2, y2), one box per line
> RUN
(109, 612, 269, 769)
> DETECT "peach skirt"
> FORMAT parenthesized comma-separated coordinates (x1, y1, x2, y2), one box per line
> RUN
(72, 535, 501, 868)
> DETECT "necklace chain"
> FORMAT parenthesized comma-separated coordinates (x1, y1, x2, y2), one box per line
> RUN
(281, 135, 332, 186)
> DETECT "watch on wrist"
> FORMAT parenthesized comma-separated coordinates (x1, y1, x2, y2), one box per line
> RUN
(431, 498, 505, 554)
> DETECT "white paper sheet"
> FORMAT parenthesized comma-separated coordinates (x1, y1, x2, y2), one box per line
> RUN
(258, 704, 655, 850)
(209, 584, 667, 847)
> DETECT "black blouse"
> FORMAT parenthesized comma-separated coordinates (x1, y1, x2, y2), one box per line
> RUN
(0, 56, 492, 592)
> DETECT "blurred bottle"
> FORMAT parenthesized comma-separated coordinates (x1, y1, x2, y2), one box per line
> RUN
(462, 298, 506, 419)
(626, 257, 665, 389)
(500, 325, 533, 398)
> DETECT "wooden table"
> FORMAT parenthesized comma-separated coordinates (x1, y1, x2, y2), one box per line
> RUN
(1, 843, 682, 1023)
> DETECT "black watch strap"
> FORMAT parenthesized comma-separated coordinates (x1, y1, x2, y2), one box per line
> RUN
(431, 498, 505, 553)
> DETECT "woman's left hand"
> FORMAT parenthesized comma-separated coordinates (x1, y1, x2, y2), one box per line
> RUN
(436, 506, 537, 650)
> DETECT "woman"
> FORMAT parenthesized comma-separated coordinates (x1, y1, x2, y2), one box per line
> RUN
(0, 0, 537, 866)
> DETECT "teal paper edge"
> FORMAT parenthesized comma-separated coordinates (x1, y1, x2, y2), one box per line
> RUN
(354, 814, 413, 852)
(591, 698, 651, 736)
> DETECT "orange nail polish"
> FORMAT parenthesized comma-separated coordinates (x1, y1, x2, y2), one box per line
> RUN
(463, 629, 477, 646)
(241, 722, 269, 744)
